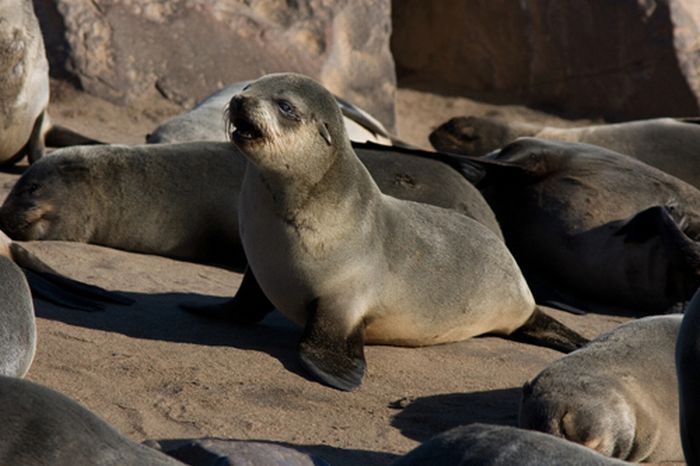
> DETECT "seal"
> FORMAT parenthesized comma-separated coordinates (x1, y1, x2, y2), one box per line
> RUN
(224, 72, 587, 391)
(676, 288, 700, 465)
(0, 230, 35, 378)
(519, 315, 683, 462)
(430, 115, 700, 189)
(0, 141, 501, 268)
(469, 138, 700, 315)
(392, 423, 628, 466)
(0, 375, 184, 466)
(154, 438, 329, 466)
(147, 81, 395, 145)
(0, 0, 100, 165)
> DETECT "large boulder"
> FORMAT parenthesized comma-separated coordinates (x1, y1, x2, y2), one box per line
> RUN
(33, 0, 396, 130)
(392, 0, 700, 120)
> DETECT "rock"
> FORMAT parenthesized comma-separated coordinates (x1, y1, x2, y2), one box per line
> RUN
(32, 0, 396, 130)
(392, 0, 700, 121)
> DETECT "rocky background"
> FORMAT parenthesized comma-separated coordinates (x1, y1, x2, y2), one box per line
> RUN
(393, 0, 700, 121)
(35, 0, 700, 130)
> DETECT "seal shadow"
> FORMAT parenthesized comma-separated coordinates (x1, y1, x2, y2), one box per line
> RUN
(390, 388, 522, 442)
(153, 438, 399, 466)
(32, 291, 313, 382)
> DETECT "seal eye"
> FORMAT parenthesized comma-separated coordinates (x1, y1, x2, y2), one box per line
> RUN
(277, 100, 295, 116)
(26, 183, 39, 195)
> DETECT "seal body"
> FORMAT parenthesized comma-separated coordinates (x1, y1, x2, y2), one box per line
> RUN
(148, 81, 394, 145)
(230, 73, 585, 390)
(392, 424, 628, 466)
(520, 315, 683, 462)
(0, 252, 35, 378)
(0, 0, 49, 164)
(0, 0, 100, 164)
(430, 115, 700, 189)
(476, 138, 700, 314)
(0, 375, 183, 466)
(0, 141, 501, 266)
(676, 289, 700, 466)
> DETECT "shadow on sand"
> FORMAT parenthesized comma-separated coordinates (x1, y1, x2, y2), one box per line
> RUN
(390, 387, 522, 442)
(32, 290, 313, 382)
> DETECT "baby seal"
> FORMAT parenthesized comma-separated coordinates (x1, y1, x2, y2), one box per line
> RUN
(430, 115, 700, 188)
(0, 231, 34, 377)
(227, 73, 586, 390)
(0, 375, 183, 466)
(0, 0, 99, 165)
(392, 424, 628, 466)
(520, 315, 683, 462)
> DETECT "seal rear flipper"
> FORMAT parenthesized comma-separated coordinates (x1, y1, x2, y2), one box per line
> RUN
(180, 267, 274, 324)
(26, 111, 47, 164)
(507, 307, 589, 353)
(43, 125, 104, 149)
(9, 242, 134, 309)
(23, 268, 107, 311)
(298, 299, 366, 391)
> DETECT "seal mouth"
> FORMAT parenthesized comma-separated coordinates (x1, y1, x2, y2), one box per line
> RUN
(232, 115, 264, 144)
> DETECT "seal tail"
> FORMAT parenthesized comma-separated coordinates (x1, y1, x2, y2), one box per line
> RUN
(507, 307, 589, 353)
(9, 242, 134, 311)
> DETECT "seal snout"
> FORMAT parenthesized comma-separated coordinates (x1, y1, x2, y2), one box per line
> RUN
(228, 95, 263, 144)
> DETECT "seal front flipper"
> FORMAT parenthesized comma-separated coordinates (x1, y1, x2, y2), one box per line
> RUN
(507, 307, 589, 353)
(181, 267, 274, 324)
(298, 299, 366, 391)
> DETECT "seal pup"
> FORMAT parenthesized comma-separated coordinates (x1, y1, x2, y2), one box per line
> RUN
(0, 141, 501, 268)
(0, 0, 100, 165)
(0, 375, 184, 466)
(430, 115, 700, 188)
(520, 315, 683, 462)
(0, 231, 35, 377)
(391, 423, 628, 466)
(226, 73, 586, 391)
(470, 138, 700, 315)
(676, 288, 700, 465)
(155, 438, 329, 466)
(147, 81, 395, 145)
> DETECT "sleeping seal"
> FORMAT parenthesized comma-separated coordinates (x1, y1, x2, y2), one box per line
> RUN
(520, 315, 683, 462)
(470, 138, 700, 315)
(0, 375, 183, 465)
(430, 116, 700, 188)
(391, 424, 628, 466)
(0, 231, 34, 377)
(147, 81, 395, 146)
(224, 73, 586, 390)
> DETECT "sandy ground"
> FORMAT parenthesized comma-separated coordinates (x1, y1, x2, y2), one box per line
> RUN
(1, 80, 674, 464)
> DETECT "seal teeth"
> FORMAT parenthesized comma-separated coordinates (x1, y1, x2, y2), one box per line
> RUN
(233, 116, 262, 141)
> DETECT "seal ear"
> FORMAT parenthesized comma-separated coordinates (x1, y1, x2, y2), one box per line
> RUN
(318, 122, 332, 146)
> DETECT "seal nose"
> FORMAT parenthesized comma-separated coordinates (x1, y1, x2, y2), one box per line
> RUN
(229, 95, 246, 116)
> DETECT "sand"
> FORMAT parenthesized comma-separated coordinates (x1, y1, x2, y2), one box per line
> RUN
(2, 79, 663, 465)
